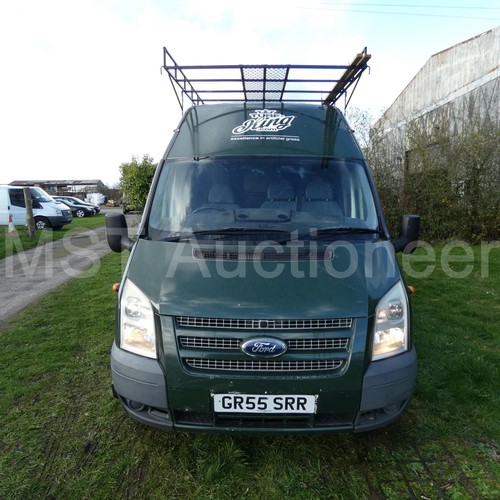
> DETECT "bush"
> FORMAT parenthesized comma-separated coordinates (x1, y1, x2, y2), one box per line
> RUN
(369, 95, 500, 243)
(119, 154, 157, 210)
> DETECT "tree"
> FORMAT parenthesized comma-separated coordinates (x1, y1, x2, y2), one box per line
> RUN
(119, 154, 157, 209)
(345, 107, 374, 151)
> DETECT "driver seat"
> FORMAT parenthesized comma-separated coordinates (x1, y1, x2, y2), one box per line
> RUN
(302, 177, 342, 216)
(200, 184, 239, 211)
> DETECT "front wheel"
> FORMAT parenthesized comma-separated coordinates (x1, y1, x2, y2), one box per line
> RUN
(75, 209, 85, 218)
(34, 217, 51, 230)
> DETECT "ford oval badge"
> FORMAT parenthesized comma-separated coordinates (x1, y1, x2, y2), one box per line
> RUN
(241, 337, 287, 358)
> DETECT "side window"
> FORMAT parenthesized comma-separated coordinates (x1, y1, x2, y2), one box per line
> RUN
(9, 189, 25, 208)
(30, 191, 43, 209)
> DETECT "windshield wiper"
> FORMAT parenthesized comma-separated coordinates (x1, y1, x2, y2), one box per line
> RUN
(164, 228, 291, 242)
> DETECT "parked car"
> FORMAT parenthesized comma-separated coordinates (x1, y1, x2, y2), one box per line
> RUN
(54, 195, 100, 213)
(53, 196, 95, 218)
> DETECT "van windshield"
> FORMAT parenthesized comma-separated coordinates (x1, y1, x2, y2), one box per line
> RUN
(31, 188, 53, 203)
(148, 157, 379, 241)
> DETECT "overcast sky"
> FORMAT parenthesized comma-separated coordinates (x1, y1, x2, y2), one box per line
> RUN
(1, 1, 498, 187)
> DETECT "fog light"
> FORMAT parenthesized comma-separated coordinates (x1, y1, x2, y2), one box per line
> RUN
(126, 399, 146, 411)
(382, 403, 400, 415)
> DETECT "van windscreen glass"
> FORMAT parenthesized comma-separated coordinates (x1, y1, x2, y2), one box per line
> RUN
(30, 188, 52, 203)
(148, 157, 379, 241)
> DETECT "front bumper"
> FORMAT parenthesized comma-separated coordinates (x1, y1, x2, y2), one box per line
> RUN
(111, 343, 173, 430)
(110, 343, 417, 433)
(354, 347, 417, 432)
(48, 213, 73, 226)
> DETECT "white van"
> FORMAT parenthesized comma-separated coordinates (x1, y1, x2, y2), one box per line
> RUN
(0, 185, 73, 230)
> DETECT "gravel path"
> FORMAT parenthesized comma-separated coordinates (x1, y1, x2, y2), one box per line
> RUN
(0, 211, 138, 328)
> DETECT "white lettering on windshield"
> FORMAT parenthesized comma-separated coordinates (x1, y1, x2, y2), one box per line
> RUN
(232, 109, 295, 135)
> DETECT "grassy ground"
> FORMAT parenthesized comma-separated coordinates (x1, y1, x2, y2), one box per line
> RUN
(0, 212, 107, 259)
(0, 246, 498, 499)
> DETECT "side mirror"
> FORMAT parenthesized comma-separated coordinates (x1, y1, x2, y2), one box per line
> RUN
(393, 214, 420, 254)
(106, 213, 133, 252)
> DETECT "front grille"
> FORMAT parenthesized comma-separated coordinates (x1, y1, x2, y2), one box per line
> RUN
(173, 410, 353, 428)
(179, 336, 349, 350)
(286, 338, 349, 349)
(174, 410, 214, 425)
(180, 337, 241, 349)
(176, 316, 353, 374)
(217, 414, 312, 427)
(184, 358, 343, 372)
(176, 316, 352, 330)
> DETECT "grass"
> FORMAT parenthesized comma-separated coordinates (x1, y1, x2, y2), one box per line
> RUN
(0, 246, 499, 499)
(0, 212, 107, 259)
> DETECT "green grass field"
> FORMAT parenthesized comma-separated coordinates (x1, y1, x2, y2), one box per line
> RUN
(0, 245, 498, 499)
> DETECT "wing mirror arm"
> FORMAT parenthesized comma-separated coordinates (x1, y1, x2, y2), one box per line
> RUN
(106, 214, 133, 252)
(393, 214, 420, 254)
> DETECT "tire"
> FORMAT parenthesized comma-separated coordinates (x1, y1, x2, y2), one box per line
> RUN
(34, 217, 51, 230)
(75, 209, 85, 218)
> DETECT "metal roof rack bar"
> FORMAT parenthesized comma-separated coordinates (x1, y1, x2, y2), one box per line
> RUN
(323, 47, 371, 107)
(192, 90, 335, 94)
(161, 47, 371, 111)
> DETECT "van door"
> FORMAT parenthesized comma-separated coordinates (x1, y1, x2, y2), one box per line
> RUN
(0, 188, 9, 225)
(8, 188, 27, 226)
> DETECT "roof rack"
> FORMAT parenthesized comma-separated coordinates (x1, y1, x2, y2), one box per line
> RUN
(162, 47, 371, 112)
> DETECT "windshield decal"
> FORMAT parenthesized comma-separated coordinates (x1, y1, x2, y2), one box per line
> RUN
(231, 109, 299, 143)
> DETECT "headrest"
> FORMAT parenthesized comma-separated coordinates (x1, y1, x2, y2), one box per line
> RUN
(208, 184, 235, 204)
(305, 178, 333, 201)
(267, 180, 295, 201)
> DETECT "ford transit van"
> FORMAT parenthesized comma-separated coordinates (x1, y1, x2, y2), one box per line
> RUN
(105, 49, 420, 433)
(0, 185, 73, 230)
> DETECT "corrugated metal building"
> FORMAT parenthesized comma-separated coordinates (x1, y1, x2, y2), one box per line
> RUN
(9, 179, 105, 194)
(374, 26, 500, 144)
(370, 27, 499, 242)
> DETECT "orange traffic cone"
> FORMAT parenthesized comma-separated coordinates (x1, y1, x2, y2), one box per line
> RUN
(8, 213, 17, 235)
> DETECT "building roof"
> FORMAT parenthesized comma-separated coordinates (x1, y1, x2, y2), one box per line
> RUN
(9, 180, 103, 187)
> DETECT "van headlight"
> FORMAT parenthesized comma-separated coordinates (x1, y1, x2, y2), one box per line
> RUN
(372, 281, 409, 361)
(120, 279, 157, 358)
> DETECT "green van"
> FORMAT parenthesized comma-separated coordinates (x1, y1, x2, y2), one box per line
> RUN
(106, 49, 420, 433)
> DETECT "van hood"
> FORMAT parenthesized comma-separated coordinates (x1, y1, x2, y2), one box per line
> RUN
(126, 239, 400, 319)
(39, 201, 68, 211)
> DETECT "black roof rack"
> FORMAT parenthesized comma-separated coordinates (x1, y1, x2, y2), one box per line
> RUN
(162, 47, 371, 112)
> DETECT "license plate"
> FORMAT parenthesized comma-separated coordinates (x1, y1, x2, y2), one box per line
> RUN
(213, 394, 317, 414)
